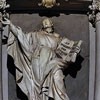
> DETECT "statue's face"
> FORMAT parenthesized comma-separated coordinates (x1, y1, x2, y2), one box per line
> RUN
(45, 27, 53, 33)
(42, 18, 54, 33)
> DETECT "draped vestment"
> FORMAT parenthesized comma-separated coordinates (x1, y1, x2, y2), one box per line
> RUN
(8, 27, 70, 100)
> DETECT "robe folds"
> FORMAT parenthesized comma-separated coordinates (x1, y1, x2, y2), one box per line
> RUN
(7, 26, 80, 100)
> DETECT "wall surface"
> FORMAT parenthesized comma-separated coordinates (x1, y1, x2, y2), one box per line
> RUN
(8, 14, 89, 100)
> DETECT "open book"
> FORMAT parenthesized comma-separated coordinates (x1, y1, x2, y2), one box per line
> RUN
(56, 38, 82, 63)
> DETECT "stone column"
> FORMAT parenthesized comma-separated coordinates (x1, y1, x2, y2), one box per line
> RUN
(89, 1, 100, 100)
(95, 12, 100, 100)
(0, 14, 3, 100)
(89, 22, 96, 100)
(0, 1, 9, 100)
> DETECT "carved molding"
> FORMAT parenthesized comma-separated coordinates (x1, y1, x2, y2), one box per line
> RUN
(0, 0, 10, 22)
(88, 1, 100, 27)
(96, 12, 100, 22)
(0, 0, 9, 10)
(38, 0, 60, 8)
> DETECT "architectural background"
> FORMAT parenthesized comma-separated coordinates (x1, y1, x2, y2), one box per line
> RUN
(8, 14, 89, 100)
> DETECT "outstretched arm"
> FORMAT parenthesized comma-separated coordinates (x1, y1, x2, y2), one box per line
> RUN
(1, 18, 33, 53)
(1, 18, 19, 37)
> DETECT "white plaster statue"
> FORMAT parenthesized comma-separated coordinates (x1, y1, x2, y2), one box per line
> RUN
(1, 18, 82, 100)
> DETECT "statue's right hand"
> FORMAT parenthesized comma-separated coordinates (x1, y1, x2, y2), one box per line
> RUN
(0, 17, 11, 25)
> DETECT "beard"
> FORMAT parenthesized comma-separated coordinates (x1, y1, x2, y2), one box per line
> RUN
(44, 27, 54, 33)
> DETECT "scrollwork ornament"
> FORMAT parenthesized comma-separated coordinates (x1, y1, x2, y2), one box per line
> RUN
(38, 0, 60, 8)
(0, 0, 10, 31)
(0, 0, 10, 10)
(0, 0, 10, 21)
(88, 1, 100, 27)
(96, 12, 100, 22)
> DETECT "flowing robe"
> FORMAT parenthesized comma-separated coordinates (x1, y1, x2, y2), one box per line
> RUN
(8, 26, 70, 100)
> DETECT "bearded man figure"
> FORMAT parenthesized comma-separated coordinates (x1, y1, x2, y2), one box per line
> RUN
(1, 18, 82, 100)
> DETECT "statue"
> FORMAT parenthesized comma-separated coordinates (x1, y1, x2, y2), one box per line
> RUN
(1, 18, 82, 100)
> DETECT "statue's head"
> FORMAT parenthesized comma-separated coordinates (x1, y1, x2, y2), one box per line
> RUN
(42, 18, 54, 33)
